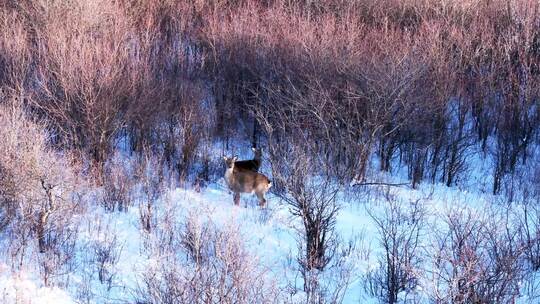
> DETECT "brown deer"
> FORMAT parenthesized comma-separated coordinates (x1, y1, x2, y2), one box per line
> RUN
(234, 147, 262, 171)
(223, 156, 271, 207)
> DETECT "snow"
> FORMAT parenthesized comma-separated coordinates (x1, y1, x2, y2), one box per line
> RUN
(0, 264, 73, 304)
(0, 145, 538, 303)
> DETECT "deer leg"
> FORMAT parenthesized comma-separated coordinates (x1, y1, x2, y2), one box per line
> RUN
(256, 192, 266, 208)
(233, 192, 240, 206)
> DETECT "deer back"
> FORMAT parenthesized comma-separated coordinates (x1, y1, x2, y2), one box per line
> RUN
(225, 167, 270, 193)
(234, 159, 260, 171)
(234, 148, 262, 171)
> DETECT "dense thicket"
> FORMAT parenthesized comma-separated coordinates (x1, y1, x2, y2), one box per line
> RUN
(1, 0, 539, 188)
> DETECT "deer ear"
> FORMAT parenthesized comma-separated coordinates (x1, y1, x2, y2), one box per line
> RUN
(233, 155, 238, 161)
(223, 156, 228, 161)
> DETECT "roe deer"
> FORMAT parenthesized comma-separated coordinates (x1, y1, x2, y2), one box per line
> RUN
(234, 147, 262, 172)
(223, 156, 271, 207)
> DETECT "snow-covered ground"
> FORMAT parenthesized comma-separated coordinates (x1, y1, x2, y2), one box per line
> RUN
(1, 144, 538, 303)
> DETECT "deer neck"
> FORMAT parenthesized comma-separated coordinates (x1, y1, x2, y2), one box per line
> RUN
(225, 167, 235, 184)
(254, 154, 261, 163)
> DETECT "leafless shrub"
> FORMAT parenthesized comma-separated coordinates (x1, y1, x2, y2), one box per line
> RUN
(29, 1, 135, 175)
(37, 231, 78, 288)
(101, 158, 134, 212)
(179, 210, 213, 265)
(438, 99, 476, 187)
(513, 163, 540, 300)
(90, 227, 124, 291)
(0, 0, 206, 184)
(0, 162, 17, 232)
(135, 216, 280, 304)
(195, 140, 224, 188)
(256, 126, 348, 302)
(176, 84, 208, 184)
(429, 207, 526, 303)
(299, 235, 358, 304)
(140, 191, 178, 256)
(75, 266, 96, 304)
(273, 144, 340, 270)
(0, 100, 84, 286)
(74, 215, 125, 302)
(518, 202, 540, 272)
(136, 152, 166, 233)
(0, 8, 32, 90)
(365, 189, 426, 304)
